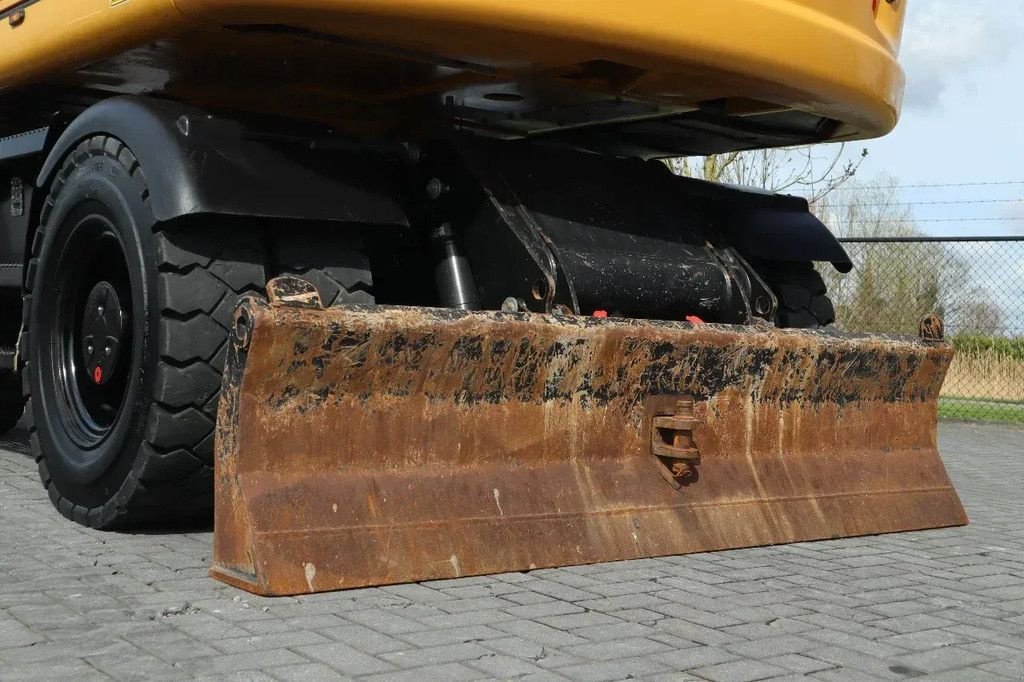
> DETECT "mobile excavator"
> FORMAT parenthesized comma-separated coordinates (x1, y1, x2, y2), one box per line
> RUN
(0, 0, 966, 595)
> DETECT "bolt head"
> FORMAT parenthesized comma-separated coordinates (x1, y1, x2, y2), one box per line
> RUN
(426, 178, 444, 199)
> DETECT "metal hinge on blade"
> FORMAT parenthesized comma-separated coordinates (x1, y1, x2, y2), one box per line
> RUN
(651, 398, 701, 488)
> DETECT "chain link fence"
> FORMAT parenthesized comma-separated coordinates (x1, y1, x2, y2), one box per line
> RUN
(825, 237, 1024, 423)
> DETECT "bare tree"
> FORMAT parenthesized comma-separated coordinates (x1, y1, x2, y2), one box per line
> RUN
(814, 176, 983, 335)
(674, 151, 1001, 337)
(958, 301, 1004, 336)
(669, 144, 867, 202)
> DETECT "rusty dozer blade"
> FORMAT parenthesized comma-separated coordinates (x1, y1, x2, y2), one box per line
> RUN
(211, 278, 967, 596)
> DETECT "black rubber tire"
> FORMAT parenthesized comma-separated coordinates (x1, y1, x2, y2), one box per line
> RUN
(758, 262, 836, 329)
(23, 136, 269, 528)
(0, 288, 25, 433)
(24, 136, 375, 529)
(271, 225, 374, 307)
(0, 370, 25, 434)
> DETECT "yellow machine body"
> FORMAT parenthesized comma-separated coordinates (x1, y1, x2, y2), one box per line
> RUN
(1, 0, 905, 148)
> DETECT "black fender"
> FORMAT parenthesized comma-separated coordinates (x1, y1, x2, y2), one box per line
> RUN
(712, 183, 852, 273)
(36, 96, 409, 227)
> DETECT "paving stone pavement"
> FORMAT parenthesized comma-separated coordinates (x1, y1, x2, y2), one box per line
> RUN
(1, 421, 1022, 681)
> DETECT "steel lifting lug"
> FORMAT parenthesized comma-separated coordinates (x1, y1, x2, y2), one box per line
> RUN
(265, 275, 325, 310)
(651, 398, 702, 488)
(919, 314, 945, 343)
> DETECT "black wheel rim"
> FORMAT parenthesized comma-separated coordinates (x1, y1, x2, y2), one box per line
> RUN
(49, 212, 134, 449)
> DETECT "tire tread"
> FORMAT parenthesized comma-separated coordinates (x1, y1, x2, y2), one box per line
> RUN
(25, 135, 374, 528)
(758, 262, 836, 329)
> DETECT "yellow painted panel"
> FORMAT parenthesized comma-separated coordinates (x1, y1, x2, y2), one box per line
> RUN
(0, 0, 906, 140)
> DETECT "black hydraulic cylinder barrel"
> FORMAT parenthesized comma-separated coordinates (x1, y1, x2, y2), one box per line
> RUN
(432, 223, 481, 310)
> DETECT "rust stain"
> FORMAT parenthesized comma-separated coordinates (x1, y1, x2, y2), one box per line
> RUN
(211, 296, 967, 597)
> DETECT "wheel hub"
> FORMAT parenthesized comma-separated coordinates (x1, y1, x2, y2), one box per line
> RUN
(80, 281, 127, 386)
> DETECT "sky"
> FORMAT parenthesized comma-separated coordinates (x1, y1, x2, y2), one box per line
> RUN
(834, 0, 1024, 238)
(825, 0, 1024, 333)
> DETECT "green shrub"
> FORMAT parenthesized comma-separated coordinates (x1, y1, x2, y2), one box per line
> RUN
(951, 335, 1024, 362)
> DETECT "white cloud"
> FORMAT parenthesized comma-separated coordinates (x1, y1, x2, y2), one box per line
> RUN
(901, 1, 1020, 110)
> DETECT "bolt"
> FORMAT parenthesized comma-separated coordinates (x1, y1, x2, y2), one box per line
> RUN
(402, 142, 421, 164)
(430, 222, 454, 240)
(501, 297, 520, 313)
(426, 178, 449, 200)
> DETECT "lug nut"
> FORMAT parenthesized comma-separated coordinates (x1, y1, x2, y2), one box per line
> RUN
(426, 178, 449, 200)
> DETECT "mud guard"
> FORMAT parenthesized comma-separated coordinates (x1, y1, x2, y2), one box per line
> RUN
(36, 97, 408, 227)
(211, 278, 966, 596)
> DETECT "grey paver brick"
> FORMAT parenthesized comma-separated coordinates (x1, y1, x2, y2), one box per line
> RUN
(803, 628, 909, 659)
(268, 661, 350, 681)
(341, 609, 428, 635)
(502, 590, 556, 606)
(878, 627, 973, 651)
(378, 583, 450, 603)
(569, 621, 655, 642)
(517, 672, 575, 682)
(690, 659, 789, 682)
(806, 646, 916, 680)
(124, 630, 220, 662)
(0, 422, 1022, 682)
(556, 655, 668, 681)
(891, 645, 995, 674)
(188, 649, 312, 676)
(470, 652, 548, 677)
(533, 651, 587, 670)
(0, 658, 114, 680)
(520, 580, 601, 603)
(725, 634, 817, 658)
(418, 608, 516, 628)
(435, 596, 516, 613)
(764, 653, 836, 674)
(979, 658, 1024, 679)
(653, 644, 739, 670)
(480, 635, 545, 659)
(864, 600, 942, 618)
(211, 630, 329, 654)
(920, 670, 1009, 682)
(612, 608, 665, 624)
(503, 600, 585, 619)
(0, 618, 46, 649)
(870, 612, 957, 634)
(535, 611, 622, 630)
(317, 622, 413, 655)
(494, 620, 588, 647)
(296, 642, 396, 675)
(363, 662, 485, 681)
(657, 618, 744, 645)
(439, 582, 523, 599)
(563, 636, 671, 661)
(85, 648, 182, 681)
(379, 641, 492, 668)
(395, 624, 506, 648)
